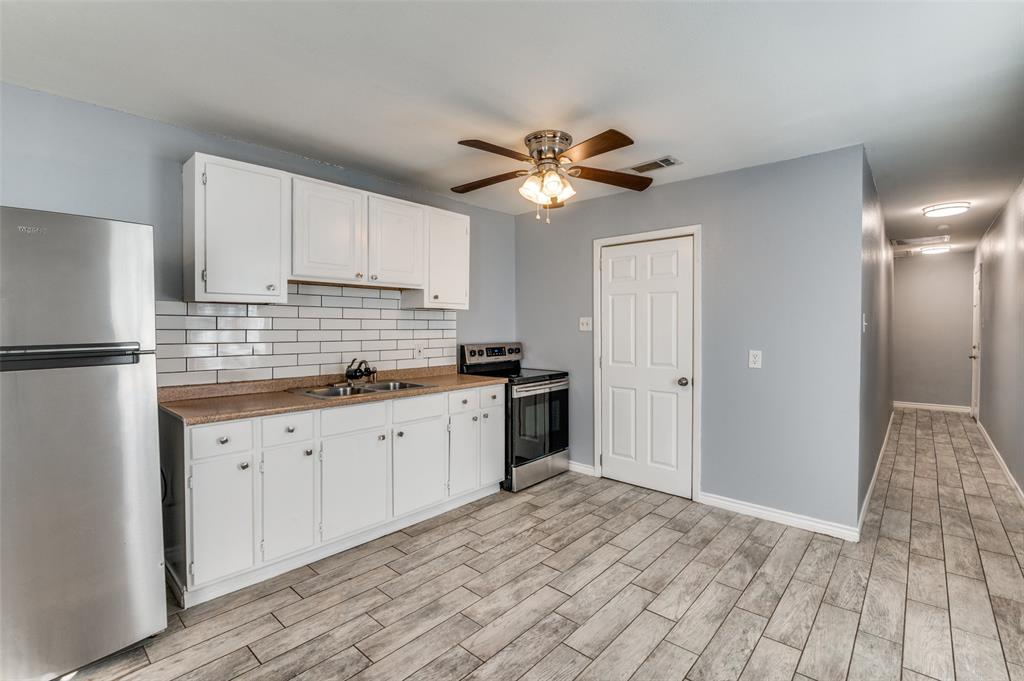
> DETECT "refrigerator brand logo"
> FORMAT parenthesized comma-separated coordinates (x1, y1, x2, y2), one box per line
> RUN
(17, 225, 45, 235)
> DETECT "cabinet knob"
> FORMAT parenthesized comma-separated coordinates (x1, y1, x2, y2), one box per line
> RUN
(238, 461, 250, 470)
(397, 431, 405, 437)
(472, 416, 479, 422)
(378, 434, 386, 441)
(285, 426, 296, 433)
(217, 436, 230, 445)
(462, 399, 468, 405)
(304, 448, 313, 456)
(483, 413, 489, 418)
(266, 284, 277, 291)
(355, 272, 364, 279)
(433, 294, 439, 300)
(370, 274, 379, 281)
(491, 394, 497, 400)
(677, 377, 689, 387)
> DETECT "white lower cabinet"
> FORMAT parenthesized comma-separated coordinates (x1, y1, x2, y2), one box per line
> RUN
(480, 409, 505, 486)
(190, 452, 256, 585)
(168, 385, 507, 606)
(322, 428, 389, 541)
(392, 416, 448, 516)
(449, 411, 480, 496)
(261, 443, 317, 561)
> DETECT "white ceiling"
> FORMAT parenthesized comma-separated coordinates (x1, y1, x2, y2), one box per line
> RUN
(3, 1, 1022, 251)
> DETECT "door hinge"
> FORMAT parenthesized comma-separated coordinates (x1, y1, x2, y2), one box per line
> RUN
(201, 269, 207, 282)
(201, 171, 207, 186)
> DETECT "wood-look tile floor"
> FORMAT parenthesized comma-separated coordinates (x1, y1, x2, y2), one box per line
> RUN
(77, 408, 1024, 681)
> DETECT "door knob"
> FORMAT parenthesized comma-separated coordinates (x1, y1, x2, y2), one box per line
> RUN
(677, 377, 689, 387)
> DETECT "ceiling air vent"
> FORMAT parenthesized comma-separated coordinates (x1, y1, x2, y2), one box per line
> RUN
(891, 234, 950, 247)
(628, 156, 680, 174)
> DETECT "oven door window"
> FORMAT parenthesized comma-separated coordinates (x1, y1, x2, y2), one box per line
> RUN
(512, 391, 549, 466)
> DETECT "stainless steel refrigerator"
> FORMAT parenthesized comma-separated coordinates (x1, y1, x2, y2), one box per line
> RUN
(1, 207, 166, 680)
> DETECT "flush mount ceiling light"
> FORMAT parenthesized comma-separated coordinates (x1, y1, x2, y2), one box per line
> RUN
(451, 129, 652, 223)
(923, 202, 971, 218)
(920, 245, 952, 255)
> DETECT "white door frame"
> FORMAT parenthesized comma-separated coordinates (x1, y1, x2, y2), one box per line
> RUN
(592, 224, 703, 499)
(971, 263, 982, 419)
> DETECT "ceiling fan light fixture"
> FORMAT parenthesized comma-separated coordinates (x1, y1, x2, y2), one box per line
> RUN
(518, 173, 546, 204)
(923, 202, 970, 218)
(542, 169, 564, 198)
(556, 178, 576, 203)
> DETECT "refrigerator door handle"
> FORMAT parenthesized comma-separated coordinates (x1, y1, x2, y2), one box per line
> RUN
(1, 342, 142, 356)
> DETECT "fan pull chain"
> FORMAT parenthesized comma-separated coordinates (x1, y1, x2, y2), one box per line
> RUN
(545, 206, 551, 224)
(535, 204, 541, 220)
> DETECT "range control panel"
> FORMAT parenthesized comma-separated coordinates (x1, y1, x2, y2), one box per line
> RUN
(460, 342, 523, 365)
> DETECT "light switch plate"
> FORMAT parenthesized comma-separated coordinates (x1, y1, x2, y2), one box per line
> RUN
(579, 317, 593, 332)
(413, 340, 427, 358)
(748, 350, 763, 369)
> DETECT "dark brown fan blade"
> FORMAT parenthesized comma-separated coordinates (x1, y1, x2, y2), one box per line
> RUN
(458, 139, 532, 163)
(569, 166, 653, 191)
(450, 170, 527, 194)
(559, 129, 633, 163)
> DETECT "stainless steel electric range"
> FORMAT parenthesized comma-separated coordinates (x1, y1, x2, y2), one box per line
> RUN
(459, 343, 568, 491)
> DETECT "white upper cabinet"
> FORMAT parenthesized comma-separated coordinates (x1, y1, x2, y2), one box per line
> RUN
(183, 153, 290, 303)
(367, 196, 426, 288)
(401, 208, 470, 310)
(292, 177, 368, 283)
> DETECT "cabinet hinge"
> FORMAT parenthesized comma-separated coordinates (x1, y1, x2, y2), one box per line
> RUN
(187, 475, 193, 489)
(259, 461, 265, 473)
(447, 422, 452, 432)
(201, 171, 207, 186)
(201, 269, 207, 282)
(259, 540, 265, 558)
(319, 522, 324, 537)
(189, 561, 196, 576)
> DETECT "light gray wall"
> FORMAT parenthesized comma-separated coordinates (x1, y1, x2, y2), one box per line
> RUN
(892, 251, 974, 406)
(0, 83, 516, 344)
(858, 154, 894, 510)
(515, 146, 866, 527)
(975, 179, 1024, 486)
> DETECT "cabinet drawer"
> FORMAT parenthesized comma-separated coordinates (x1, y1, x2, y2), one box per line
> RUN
(322, 402, 387, 437)
(192, 420, 254, 459)
(448, 389, 479, 414)
(262, 412, 315, 448)
(393, 393, 446, 423)
(478, 385, 506, 407)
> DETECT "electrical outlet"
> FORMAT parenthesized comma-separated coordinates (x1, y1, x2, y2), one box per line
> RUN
(579, 317, 593, 332)
(413, 340, 427, 359)
(748, 350, 763, 369)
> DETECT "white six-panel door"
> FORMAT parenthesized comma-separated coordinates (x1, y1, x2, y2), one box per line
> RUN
(601, 236, 694, 497)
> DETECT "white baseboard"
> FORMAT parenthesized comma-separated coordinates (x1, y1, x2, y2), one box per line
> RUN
(568, 461, 598, 477)
(977, 420, 1024, 506)
(697, 491, 860, 542)
(893, 401, 971, 414)
(859, 409, 895, 534)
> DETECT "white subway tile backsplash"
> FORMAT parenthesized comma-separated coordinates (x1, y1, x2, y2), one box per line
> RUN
(155, 282, 457, 384)
(187, 302, 247, 317)
(187, 329, 246, 343)
(218, 317, 271, 330)
(155, 301, 187, 315)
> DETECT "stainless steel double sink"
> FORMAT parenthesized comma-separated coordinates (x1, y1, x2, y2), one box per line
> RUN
(298, 381, 425, 399)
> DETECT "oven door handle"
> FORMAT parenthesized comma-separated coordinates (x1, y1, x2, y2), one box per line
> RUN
(512, 379, 569, 398)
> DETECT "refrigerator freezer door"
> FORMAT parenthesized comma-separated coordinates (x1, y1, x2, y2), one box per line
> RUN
(1, 207, 156, 350)
(1, 354, 166, 680)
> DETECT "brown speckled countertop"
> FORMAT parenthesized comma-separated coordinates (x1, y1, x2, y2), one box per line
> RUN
(159, 372, 507, 425)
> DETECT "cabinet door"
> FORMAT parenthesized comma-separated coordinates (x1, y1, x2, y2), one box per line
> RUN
(322, 429, 389, 541)
(191, 452, 255, 584)
(480, 408, 506, 486)
(448, 412, 480, 496)
(262, 444, 316, 561)
(428, 210, 470, 308)
(368, 196, 425, 287)
(292, 177, 368, 282)
(393, 417, 447, 516)
(202, 157, 289, 301)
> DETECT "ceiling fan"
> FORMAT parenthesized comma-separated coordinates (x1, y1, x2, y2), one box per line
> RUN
(450, 129, 652, 212)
